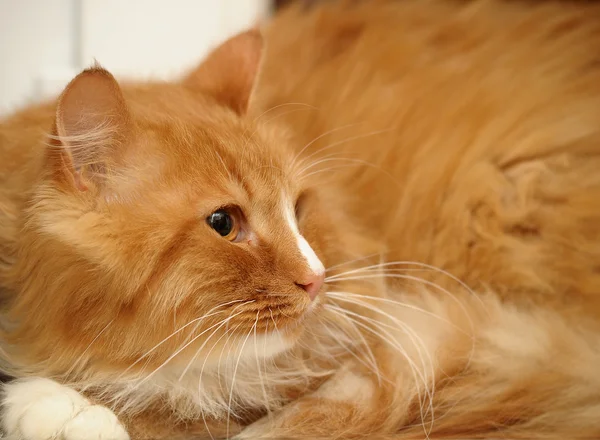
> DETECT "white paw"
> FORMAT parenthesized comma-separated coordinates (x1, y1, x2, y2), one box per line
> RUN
(1, 377, 129, 440)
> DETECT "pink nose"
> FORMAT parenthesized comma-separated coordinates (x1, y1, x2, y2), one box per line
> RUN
(296, 271, 325, 301)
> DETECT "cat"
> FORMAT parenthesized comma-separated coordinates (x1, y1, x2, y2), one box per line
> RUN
(2, 0, 600, 438)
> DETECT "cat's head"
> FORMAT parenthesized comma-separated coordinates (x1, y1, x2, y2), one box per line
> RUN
(7, 30, 350, 379)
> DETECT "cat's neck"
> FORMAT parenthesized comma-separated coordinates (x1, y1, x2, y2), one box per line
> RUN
(81, 318, 356, 428)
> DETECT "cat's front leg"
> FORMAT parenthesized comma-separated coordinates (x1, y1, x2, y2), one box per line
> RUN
(1, 377, 129, 440)
(236, 366, 377, 439)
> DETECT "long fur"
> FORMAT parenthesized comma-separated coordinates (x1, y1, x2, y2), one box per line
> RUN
(1, 0, 600, 439)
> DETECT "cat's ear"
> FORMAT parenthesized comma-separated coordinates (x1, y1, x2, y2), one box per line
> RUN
(52, 66, 132, 191)
(182, 29, 264, 115)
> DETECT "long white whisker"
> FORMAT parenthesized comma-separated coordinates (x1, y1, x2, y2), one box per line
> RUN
(322, 312, 384, 385)
(295, 129, 393, 178)
(324, 305, 429, 421)
(325, 304, 431, 437)
(252, 102, 317, 126)
(134, 309, 248, 388)
(252, 312, 270, 415)
(300, 157, 401, 190)
(198, 321, 244, 440)
(325, 291, 469, 336)
(121, 299, 244, 376)
(67, 319, 114, 377)
(291, 123, 358, 168)
(226, 324, 255, 439)
(326, 260, 487, 313)
(325, 252, 382, 274)
(178, 313, 236, 382)
(244, 106, 317, 149)
(326, 299, 436, 434)
(327, 274, 475, 336)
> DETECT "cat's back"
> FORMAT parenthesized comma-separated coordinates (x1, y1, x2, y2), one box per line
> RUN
(260, 0, 600, 302)
(260, 0, 600, 169)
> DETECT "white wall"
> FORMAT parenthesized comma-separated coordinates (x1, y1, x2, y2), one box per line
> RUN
(0, 0, 270, 116)
(0, 0, 77, 114)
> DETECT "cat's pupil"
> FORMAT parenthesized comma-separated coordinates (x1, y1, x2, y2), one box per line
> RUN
(208, 210, 233, 237)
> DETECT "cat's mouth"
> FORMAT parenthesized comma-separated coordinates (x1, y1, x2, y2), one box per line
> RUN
(270, 292, 323, 335)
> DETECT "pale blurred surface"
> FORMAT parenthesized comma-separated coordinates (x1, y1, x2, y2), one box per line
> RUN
(0, 0, 271, 116)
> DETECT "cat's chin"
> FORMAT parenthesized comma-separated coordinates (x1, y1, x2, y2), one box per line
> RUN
(231, 299, 322, 361)
(234, 329, 296, 361)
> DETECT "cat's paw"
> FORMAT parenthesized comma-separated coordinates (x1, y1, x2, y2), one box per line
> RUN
(1, 377, 129, 440)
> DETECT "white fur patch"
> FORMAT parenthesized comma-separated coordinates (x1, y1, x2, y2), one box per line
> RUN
(236, 330, 293, 360)
(1, 377, 129, 440)
(284, 204, 325, 276)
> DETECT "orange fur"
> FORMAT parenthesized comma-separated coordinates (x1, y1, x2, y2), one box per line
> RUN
(2, 0, 600, 438)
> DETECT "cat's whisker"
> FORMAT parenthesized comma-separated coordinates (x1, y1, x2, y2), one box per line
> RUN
(330, 302, 436, 438)
(67, 319, 114, 377)
(251, 102, 318, 126)
(325, 252, 382, 274)
(120, 299, 245, 377)
(241, 102, 318, 149)
(328, 288, 477, 406)
(294, 128, 394, 178)
(252, 311, 270, 416)
(300, 163, 366, 180)
(320, 309, 383, 385)
(325, 300, 436, 397)
(290, 123, 360, 169)
(326, 260, 487, 314)
(199, 322, 245, 440)
(226, 322, 256, 439)
(324, 304, 431, 431)
(261, 317, 274, 417)
(121, 310, 225, 377)
(133, 306, 249, 389)
(177, 313, 234, 381)
(195, 321, 244, 432)
(294, 152, 352, 178)
(326, 267, 434, 280)
(299, 157, 401, 190)
(244, 105, 318, 149)
(213, 149, 234, 182)
(328, 272, 477, 393)
(218, 313, 254, 400)
(325, 290, 470, 337)
(325, 299, 436, 435)
(190, 326, 225, 440)
(326, 273, 476, 337)
(268, 309, 285, 376)
(295, 310, 351, 366)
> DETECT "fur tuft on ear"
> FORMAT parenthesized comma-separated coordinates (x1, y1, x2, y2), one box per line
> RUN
(52, 65, 132, 191)
(182, 29, 264, 115)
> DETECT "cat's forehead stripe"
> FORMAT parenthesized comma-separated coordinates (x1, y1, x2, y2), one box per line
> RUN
(282, 196, 325, 276)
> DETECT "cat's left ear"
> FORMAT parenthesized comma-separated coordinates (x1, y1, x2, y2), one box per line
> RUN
(182, 29, 264, 115)
(52, 66, 132, 192)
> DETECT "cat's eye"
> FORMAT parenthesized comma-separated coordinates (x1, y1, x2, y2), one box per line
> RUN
(207, 209, 239, 241)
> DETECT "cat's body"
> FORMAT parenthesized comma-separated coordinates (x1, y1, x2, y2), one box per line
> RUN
(2, 1, 600, 439)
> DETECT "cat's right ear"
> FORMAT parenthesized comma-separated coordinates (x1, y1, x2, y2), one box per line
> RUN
(182, 29, 264, 115)
(50, 66, 132, 192)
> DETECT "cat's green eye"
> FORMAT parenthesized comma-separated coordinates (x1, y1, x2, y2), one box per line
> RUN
(207, 209, 239, 241)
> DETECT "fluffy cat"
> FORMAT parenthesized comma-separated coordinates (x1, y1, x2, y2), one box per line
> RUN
(2, 0, 600, 439)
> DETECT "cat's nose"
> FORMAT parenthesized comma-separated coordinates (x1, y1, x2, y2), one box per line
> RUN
(296, 271, 325, 301)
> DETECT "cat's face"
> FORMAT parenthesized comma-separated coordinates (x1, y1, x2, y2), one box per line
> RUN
(17, 31, 339, 377)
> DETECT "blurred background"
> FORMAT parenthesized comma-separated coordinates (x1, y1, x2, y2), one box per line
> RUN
(0, 0, 296, 116)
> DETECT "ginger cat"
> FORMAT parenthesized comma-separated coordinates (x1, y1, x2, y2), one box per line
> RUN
(1, 1, 600, 439)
